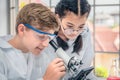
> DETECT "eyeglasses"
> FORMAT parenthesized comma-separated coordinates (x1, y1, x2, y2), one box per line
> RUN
(62, 26, 84, 35)
(23, 24, 56, 41)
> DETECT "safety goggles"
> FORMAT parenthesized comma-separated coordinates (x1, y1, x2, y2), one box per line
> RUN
(23, 24, 56, 41)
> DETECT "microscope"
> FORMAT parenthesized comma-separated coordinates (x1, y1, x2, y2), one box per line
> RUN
(49, 40, 94, 80)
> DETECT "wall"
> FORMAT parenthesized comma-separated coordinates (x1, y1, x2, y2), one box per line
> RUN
(0, 0, 9, 35)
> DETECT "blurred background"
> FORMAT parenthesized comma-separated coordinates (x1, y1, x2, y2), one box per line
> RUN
(0, 0, 120, 79)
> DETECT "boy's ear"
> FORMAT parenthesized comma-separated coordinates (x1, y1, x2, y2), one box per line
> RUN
(17, 24, 25, 34)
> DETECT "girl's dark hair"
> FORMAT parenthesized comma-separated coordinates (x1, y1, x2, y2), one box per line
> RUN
(56, 35, 83, 54)
(55, 0, 91, 18)
(55, 0, 90, 54)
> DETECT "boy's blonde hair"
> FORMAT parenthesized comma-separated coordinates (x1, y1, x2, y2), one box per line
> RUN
(16, 3, 59, 33)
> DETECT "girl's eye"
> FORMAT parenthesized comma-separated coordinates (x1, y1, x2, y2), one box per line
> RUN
(79, 24, 85, 28)
(67, 25, 73, 28)
(79, 26, 84, 29)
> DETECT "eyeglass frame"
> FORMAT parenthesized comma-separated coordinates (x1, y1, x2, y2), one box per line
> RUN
(61, 24, 85, 35)
(23, 24, 56, 40)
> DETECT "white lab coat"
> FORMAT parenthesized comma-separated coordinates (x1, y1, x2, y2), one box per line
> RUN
(31, 26, 98, 80)
(0, 36, 43, 80)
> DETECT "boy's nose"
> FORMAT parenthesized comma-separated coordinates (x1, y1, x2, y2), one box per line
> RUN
(41, 39, 49, 47)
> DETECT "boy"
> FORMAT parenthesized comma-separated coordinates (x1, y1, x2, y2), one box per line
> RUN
(0, 3, 65, 80)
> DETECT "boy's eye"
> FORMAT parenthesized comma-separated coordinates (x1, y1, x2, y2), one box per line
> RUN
(38, 35, 46, 39)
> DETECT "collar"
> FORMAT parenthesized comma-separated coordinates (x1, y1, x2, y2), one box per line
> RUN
(80, 26, 89, 38)
(0, 36, 13, 49)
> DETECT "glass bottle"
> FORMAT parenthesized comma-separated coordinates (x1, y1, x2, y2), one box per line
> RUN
(107, 59, 120, 80)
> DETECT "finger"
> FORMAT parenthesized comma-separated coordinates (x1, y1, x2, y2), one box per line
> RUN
(56, 61, 65, 67)
(52, 58, 63, 64)
(59, 71, 66, 77)
(58, 66, 66, 72)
